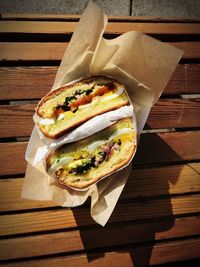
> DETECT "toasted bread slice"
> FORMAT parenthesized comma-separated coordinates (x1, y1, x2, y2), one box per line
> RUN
(35, 76, 129, 139)
(46, 118, 136, 189)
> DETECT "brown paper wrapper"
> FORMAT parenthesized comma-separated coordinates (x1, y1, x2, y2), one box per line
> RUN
(22, 2, 183, 226)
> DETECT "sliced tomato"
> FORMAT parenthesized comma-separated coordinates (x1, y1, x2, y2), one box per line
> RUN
(54, 107, 65, 117)
(70, 95, 92, 109)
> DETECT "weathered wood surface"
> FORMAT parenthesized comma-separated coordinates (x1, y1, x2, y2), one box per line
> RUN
(0, 163, 199, 212)
(0, 42, 199, 61)
(1, 238, 199, 267)
(1, 64, 200, 101)
(1, 21, 200, 34)
(0, 216, 200, 260)
(1, 195, 200, 237)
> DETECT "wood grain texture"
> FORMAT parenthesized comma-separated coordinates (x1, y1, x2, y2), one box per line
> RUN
(147, 98, 200, 129)
(0, 163, 199, 212)
(1, 99, 200, 138)
(1, 195, 200, 236)
(165, 64, 200, 95)
(0, 42, 199, 61)
(1, 21, 200, 34)
(0, 216, 199, 260)
(1, 238, 199, 267)
(0, 42, 65, 61)
(0, 67, 56, 100)
(133, 130, 200, 166)
(0, 104, 34, 138)
(0, 178, 55, 211)
(0, 131, 200, 176)
(0, 142, 27, 175)
(0, 65, 200, 100)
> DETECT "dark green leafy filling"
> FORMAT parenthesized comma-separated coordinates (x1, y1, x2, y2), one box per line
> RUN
(55, 88, 93, 114)
(68, 140, 121, 175)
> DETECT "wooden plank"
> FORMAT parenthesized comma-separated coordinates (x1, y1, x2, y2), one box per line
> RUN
(147, 98, 200, 129)
(0, 131, 200, 176)
(0, 99, 200, 138)
(106, 23, 200, 35)
(175, 42, 200, 59)
(0, 104, 34, 138)
(0, 142, 27, 175)
(0, 178, 54, 211)
(1, 195, 200, 236)
(1, 14, 200, 22)
(165, 64, 200, 95)
(138, 239, 200, 266)
(0, 42, 199, 61)
(0, 14, 83, 21)
(1, 238, 199, 267)
(0, 42, 65, 61)
(0, 67, 56, 100)
(0, 65, 200, 100)
(0, 216, 199, 260)
(123, 163, 200, 198)
(0, 163, 199, 212)
(1, 21, 200, 34)
(133, 130, 200, 166)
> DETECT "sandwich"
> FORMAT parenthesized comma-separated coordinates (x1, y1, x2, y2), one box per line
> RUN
(34, 76, 129, 139)
(46, 118, 136, 189)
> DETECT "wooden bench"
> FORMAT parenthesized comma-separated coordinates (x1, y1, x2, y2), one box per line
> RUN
(0, 14, 200, 266)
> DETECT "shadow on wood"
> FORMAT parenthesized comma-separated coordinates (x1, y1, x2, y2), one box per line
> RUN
(72, 132, 183, 266)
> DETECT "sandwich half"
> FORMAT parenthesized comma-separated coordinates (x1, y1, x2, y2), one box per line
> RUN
(34, 76, 129, 139)
(46, 118, 136, 189)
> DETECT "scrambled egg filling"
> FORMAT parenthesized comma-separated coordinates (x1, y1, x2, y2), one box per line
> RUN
(47, 129, 133, 181)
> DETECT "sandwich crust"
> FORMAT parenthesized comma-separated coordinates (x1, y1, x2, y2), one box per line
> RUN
(46, 118, 136, 189)
(35, 76, 129, 139)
